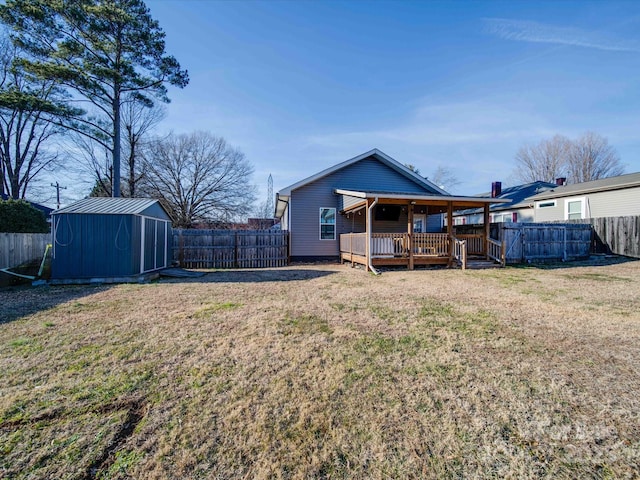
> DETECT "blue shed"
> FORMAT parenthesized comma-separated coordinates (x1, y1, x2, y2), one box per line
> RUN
(51, 197, 172, 282)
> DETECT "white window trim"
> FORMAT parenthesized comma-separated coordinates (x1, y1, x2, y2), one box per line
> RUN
(564, 196, 586, 220)
(492, 212, 514, 223)
(319, 207, 336, 241)
(536, 200, 557, 209)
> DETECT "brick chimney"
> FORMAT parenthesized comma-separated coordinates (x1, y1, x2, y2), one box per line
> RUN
(556, 177, 566, 186)
(491, 181, 502, 198)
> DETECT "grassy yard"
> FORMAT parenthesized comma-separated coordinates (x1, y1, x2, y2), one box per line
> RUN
(1, 260, 640, 479)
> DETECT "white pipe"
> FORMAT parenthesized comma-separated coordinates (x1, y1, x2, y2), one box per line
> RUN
(367, 197, 380, 275)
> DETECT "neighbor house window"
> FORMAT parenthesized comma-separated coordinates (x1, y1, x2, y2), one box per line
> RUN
(320, 208, 336, 240)
(565, 197, 585, 220)
(537, 200, 556, 208)
(492, 212, 514, 223)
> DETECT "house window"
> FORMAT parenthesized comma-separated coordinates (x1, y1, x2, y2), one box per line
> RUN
(319, 207, 336, 240)
(565, 197, 585, 220)
(537, 200, 556, 208)
(492, 212, 514, 223)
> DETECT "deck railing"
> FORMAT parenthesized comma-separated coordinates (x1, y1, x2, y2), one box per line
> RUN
(487, 237, 504, 266)
(340, 232, 453, 258)
(455, 234, 484, 255)
(413, 233, 449, 256)
(452, 236, 467, 270)
(371, 233, 408, 257)
(339, 233, 367, 256)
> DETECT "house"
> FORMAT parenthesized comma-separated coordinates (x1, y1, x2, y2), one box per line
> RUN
(528, 172, 640, 222)
(51, 197, 172, 283)
(452, 180, 558, 225)
(1, 193, 54, 222)
(275, 149, 508, 271)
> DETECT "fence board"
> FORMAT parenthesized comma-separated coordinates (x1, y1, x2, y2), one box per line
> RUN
(0, 233, 50, 269)
(173, 229, 289, 269)
(561, 216, 640, 259)
(502, 223, 591, 264)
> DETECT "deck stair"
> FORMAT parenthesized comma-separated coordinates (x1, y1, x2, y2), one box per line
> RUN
(464, 255, 503, 270)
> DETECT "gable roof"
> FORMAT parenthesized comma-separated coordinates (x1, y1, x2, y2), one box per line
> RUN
(53, 197, 169, 216)
(527, 172, 640, 201)
(277, 149, 448, 197)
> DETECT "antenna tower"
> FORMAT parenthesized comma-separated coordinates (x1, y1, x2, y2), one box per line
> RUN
(266, 174, 274, 218)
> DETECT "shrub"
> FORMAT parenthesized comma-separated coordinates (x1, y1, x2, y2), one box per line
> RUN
(0, 199, 49, 233)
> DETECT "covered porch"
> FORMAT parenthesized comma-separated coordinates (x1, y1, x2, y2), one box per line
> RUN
(336, 190, 507, 271)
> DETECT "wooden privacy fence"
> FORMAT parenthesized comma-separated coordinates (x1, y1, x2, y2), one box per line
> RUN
(562, 216, 640, 259)
(502, 223, 592, 264)
(0, 233, 50, 269)
(173, 229, 289, 269)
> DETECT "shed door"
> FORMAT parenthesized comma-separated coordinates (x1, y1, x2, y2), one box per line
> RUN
(143, 218, 168, 272)
(143, 218, 156, 272)
(155, 220, 166, 269)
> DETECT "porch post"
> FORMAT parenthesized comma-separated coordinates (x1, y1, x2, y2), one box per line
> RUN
(484, 203, 490, 259)
(408, 203, 414, 270)
(447, 202, 453, 265)
(364, 198, 371, 272)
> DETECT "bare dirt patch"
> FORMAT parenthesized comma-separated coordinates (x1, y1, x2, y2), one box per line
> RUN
(1, 260, 640, 479)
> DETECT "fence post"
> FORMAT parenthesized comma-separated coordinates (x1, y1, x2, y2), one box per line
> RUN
(234, 231, 239, 268)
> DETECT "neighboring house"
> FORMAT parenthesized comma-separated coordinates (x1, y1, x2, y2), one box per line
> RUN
(274, 149, 507, 270)
(452, 181, 557, 225)
(1, 193, 54, 222)
(528, 172, 640, 222)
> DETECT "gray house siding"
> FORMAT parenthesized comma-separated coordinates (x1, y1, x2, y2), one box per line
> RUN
(290, 158, 435, 258)
(535, 187, 640, 222)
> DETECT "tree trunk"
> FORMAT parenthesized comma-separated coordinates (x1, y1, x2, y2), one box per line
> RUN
(112, 88, 121, 198)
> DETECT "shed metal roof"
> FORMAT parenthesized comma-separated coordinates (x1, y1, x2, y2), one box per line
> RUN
(53, 197, 166, 216)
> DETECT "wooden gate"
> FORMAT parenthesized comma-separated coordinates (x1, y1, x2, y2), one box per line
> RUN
(173, 229, 289, 269)
(502, 224, 591, 264)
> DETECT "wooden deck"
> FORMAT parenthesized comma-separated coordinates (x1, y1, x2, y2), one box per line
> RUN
(340, 232, 503, 270)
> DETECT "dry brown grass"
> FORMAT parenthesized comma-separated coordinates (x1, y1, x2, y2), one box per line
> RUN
(1, 260, 640, 479)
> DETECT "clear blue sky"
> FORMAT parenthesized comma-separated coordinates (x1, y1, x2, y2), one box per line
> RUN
(77, 1, 640, 204)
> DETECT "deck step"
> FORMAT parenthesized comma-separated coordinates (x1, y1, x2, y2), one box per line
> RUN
(465, 259, 502, 269)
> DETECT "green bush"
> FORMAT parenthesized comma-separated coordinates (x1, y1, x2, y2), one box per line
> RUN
(0, 200, 49, 233)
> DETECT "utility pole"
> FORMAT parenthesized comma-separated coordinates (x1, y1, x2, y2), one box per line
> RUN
(0, 160, 5, 198)
(51, 182, 67, 209)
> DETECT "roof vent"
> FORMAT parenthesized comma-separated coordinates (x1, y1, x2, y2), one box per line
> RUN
(556, 177, 567, 186)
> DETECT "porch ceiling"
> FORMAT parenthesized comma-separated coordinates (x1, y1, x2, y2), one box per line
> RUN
(336, 189, 510, 212)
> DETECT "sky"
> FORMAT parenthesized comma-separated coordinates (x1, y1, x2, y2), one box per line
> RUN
(54, 0, 640, 207)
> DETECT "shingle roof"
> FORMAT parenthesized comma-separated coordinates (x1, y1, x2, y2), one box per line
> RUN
(527, 172, 640, 200)
(52, 197, 163, 215)
(454, 181, 557, 215)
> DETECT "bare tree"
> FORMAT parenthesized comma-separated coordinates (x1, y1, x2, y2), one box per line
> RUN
(429, 165, 460, 192)
(75, 98, 165, 198)
(567, 132, 624, 183)
(0, 34, 63, 199)
(513, 134, 571, 183)
(122, 98, 165, 197)
(141, 132, 255, 228)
